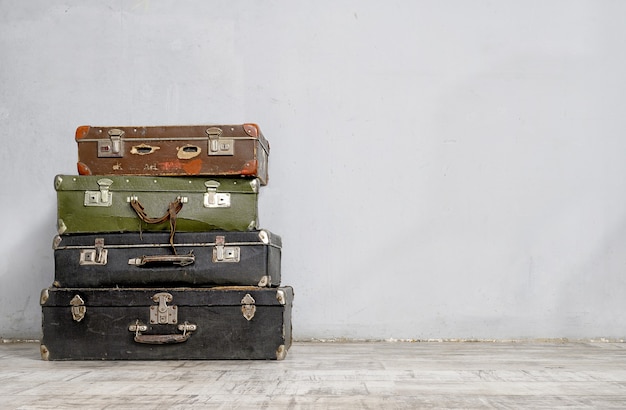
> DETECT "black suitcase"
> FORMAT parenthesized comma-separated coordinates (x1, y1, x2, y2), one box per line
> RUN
(40, 286, 293, 360)
(52, 230, 281, 288)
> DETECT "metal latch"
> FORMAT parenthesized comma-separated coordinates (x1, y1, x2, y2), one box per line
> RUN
(79, 238, 108, 265)
(241, 293, 256, 321)
(84, 178, 113, 207)
(150, 292, 178, 325)
(213, 236, 240, 262)
(98, 128, 125, 157)
(203, 180, 230, 208)
(206, 127, 234, 156)
(70, 294, 86, 322)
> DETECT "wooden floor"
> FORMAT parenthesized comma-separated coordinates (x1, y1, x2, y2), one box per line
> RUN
(1, 341, 626, 409)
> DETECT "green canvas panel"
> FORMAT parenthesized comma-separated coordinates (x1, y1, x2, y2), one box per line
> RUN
(55, 175, 259, 234)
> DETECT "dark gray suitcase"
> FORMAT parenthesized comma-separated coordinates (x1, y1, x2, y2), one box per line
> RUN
(40, 286, 293, 360)
(52, 230, 281, 288)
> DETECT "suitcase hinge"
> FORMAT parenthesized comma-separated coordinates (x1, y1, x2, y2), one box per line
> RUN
(84, 178, 113, 207)
(213, 236, 240, 262)
(241, 293, 256, 321)
(97, 128, 125, 158)
(150, 292, 178, 325)
(70, 294, 86, 322)
(206, 127, 234, 156)
(204, 180, 231, 208)
(79, 238, 108, 265)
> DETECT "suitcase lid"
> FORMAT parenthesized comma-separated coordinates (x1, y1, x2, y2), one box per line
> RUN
(41, 286, 293, 307)
(54, 175, 259, 194)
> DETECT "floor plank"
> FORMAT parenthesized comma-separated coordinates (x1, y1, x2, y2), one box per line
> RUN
(1, 341, 626, 409)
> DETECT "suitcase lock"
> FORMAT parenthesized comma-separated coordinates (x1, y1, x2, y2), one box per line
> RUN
(206, 127, 234, 156)
(204, 180, 231, 208)
(97, 128, 124, 158)
(213, 236, 240, 263)
(79, 238, 108, 266)
(150, 292, 178, 325)
(84, 178, 113, 207)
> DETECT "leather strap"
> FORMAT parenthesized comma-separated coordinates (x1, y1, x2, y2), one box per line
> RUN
(134, 333, 191, 345)
(130, 197, 184, 253)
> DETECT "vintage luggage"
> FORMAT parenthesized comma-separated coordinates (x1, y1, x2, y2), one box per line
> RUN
(75, 124, 269, 185)
(40, 286, 293, 360)
(55, 175, 259, 234)
(52, 230, 282, 288)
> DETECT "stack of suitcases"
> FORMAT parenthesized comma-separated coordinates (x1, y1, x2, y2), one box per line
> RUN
(40, 124, 293, 360)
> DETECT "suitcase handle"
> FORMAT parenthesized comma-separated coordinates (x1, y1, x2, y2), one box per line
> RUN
(130, 321, 197, 345)
(128, 253, 195, 267)
(129, 196, 185, 253)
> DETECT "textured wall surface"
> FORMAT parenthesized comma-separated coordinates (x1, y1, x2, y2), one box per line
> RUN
(1, 0, 625, 340)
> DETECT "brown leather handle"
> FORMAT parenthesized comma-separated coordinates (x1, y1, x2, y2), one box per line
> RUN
(134, 333, 191, 345)
(129, 197, 184, 225)
(128, 253, 195, 267)
(131, 321, 197, 345)
(129, 197, 184, 252)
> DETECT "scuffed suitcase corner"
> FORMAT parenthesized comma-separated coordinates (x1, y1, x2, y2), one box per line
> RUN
(243, 123, 259, 138)
(240, 159, 259, 177)
(56, 219, 67, 235)
(276, 344, 287, 360)
(77, 162, 92, 175)
(40, 344, 50, 361)
(39, 288, 49, 306)
(74, 125, 91, 141)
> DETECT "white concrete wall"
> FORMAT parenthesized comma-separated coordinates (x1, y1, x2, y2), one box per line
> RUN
(2, 0, 626, 340)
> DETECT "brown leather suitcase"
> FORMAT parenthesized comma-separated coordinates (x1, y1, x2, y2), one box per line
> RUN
(76, 124, 269, 185)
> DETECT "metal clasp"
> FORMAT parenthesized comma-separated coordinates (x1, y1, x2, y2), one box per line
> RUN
(203, 180, 230, 208)
(206, 127, 234, 156)
(241, 293, 256, 321)
(79, 238, 108, 265)
(150, 292, 178, 325)
(84, 178, 113, 207)
(70, 294, 86, 322)
(213, 236, 240, 263)
(98, 128, 125, 157)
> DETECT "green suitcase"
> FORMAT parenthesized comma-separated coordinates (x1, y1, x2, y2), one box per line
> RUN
(55, 175, 259, 234)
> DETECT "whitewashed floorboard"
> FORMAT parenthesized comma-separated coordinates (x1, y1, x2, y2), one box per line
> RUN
(1, 341, 626, 409)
